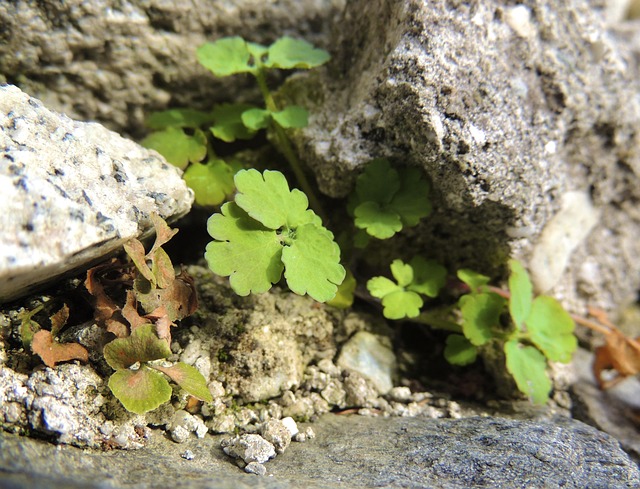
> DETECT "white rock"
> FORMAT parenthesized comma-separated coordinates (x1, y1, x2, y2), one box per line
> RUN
(336, 331, 397, 394)
(222, 434, 276, 464)
(0, 85, 193, 302)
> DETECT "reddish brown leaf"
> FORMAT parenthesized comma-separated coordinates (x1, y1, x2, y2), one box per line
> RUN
(593, 331, 640, 389)
(124, 238, 155, 284)
(122, 290, 149, 331)
(106, 318, 130, 338)
(85, 266, 120, 323)
(32, 330, 89, 368)
(149, 214, 179, 255)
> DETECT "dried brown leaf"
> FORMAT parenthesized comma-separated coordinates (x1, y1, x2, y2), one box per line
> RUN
(122, 290, 149, 331)
(32, 330, 89, 368)
(124, 238, 155, 284)
(50, 304, 69, 337)
(85, 266, 120, 324)
(149, 214, 179, 255)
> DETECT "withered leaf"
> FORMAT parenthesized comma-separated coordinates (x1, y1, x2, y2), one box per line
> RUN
(124, 238, 155, 284)
(152, 362, 213, 402)
(32, 330, 89, 368)
(50, 303, 69, 337)
(593, 330, 640, 389)
(151, 247, 175, 289)
(122, 290, 149, 331)
(136, 270, 198, 321)
(85, 265, 120, 323)
(149, 214, 179, 255)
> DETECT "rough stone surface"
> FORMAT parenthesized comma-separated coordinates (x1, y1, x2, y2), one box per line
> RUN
(0, 85, 193, 302)
(222, 433, 276, 465)
(0, 0, 345, 137)
(286, 0, 640, 313)
(1, 414, 638, 488)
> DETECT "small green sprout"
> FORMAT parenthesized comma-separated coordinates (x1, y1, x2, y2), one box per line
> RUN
(367, 257, 446, 319)
(205, 169, 345, 302)
(348, 159, 432, 240)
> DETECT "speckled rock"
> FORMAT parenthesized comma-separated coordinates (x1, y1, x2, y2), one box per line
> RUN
(0, 0, 345, 137)
(286, 0, 640, 314)
(0, 85, 193, 303)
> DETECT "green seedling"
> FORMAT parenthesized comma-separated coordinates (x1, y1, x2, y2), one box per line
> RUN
(205, 169, 345, 302)
(348, 159, 432, 241)
(446, 259, 577, 404)
(143, 36, 330, 211)
(367, 257, 446, 319)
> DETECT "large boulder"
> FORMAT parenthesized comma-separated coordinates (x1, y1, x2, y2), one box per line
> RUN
(0, 85, 193, 302)
(0, 0, 345, 137)
(286, 0, 640, 312)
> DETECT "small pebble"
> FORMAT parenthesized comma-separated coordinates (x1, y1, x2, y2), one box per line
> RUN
(244, 461, 267, 476)
(181, 450, 195, 460)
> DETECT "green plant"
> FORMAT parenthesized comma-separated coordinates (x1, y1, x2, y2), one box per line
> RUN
(142, 36, 330, 210)
(444, 260, 577, 404)
(205, 168, 345, 302)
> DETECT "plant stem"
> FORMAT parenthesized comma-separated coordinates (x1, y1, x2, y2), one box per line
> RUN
(254, 69, 329, 223)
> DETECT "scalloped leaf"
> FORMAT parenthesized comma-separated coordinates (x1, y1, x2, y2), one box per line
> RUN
(458, 292, 506, 346)
(197, 37, 255, 76)
(142, 127, 207, 169)
(241, 108, 271, 130)
(508, 259, 533, 329)
(272, 106, 308, 128)
(108, 366, 172, 415)
(408, 257, 447, 298)
(265, 37, 330, 69)
(210, 103, 259, 142)
(184, 159, 237, 207)
(457, 269, 491, 292)
(103, 323, 171, 370)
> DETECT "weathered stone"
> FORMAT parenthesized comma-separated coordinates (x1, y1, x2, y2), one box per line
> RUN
(286, 0, 640, 313)
(0, 85, 193, 302)
(0, 0, 345, 137)
(1, 414, 638, 488)
(221, 433, 276, 464)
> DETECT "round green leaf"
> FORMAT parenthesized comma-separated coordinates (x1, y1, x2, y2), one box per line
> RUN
(526, 296, 577, 363)
(197, 37, 254, 76)
(459, 292, 506, 346)
(408, 257, 447, 298)
(146, 109, 215, 130)
(241, 108, 271, 130)
(184, 159, 236, 207)
(380, 289, 423, 320)
(108, 366, 172, 415)
(390, 259, 413, 288)
(367, 276, 401, 299)
(210, 103, 259, 142)
(508, 259, 533, 329)
(153, 362, 213, 402)
(272, 106, 308, 128)
(353, 201, 402, 239)
(265, 37, 330, 69)
(504, 340, 551, 405)
(141, 127, 207, 169)
(444, 334, 478, 366)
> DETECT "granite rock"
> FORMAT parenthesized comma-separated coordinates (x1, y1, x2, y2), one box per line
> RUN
(0, 0, 345, 137)
(0, 85, 193, 302)
(286, 0, 640, 314)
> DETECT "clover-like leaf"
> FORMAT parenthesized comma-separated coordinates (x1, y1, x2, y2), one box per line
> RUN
(508, 259, 533, 329)
(153, 362, 213, 402)
(142, 127, 207, 169)
(197, 37, 255, 76)
(265, 37, 330, 69)
(281, 223, 345, 302)
(408, 257, 447, 298)
(234, 169, 316, 229)
(103, 323, 172, 370)
(108, 365, 173, 415)
(350, 159, 431, 239)
(457, 269, 491, 292)
(504, 339, 551, 405)
(206, 170, 343, 302)
(205, 202, 284, 296)
(526, 296, 576, 363)
(271, 106, 308, 128)
(241, 108, 271, 131)
(390, 259, 413, 288)
(367, 275, 423, 320)
(458, 292, 506, 346)
(210, 103, 259, 142)
(444, 334, 478, 366)
(146, 109, 215, 130)
(184, 159, 237, 207)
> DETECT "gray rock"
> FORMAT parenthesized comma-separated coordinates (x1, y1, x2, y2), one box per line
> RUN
(222, 433, 276, 464)
(0, 0, 345, 137)
(260, 419, 293, 454)
(336, 330, 397, 394)
(286, 0, 640, 312)
(0, 85, 193, 302)
(0, 414, 637, 488)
